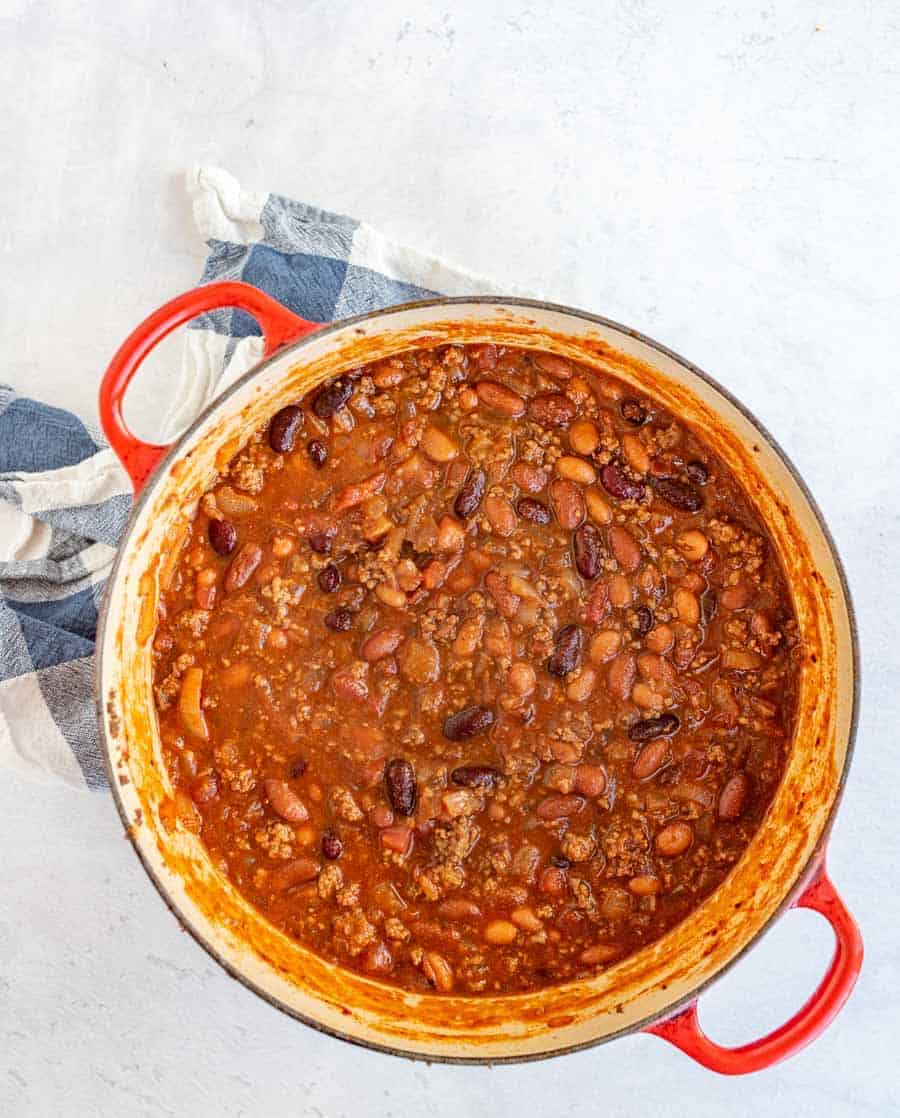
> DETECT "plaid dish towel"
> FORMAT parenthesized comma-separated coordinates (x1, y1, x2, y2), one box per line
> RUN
(0, 166, 503, 789)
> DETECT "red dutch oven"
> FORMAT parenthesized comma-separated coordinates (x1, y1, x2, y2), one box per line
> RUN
(97, 282, 862, 1072)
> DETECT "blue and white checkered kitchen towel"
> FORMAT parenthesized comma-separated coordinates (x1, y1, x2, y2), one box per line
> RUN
(0, 166, 504, 789)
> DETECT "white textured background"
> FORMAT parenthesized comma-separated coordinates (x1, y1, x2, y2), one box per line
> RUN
(2, 1, 899, 1115)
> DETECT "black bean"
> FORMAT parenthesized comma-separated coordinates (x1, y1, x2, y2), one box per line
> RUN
(655, 478, 703, 512)
(628, 713, 681, 742)
(321, 831, 343, 860)
(621, 398, 647, 425)
(600, 461, 645, 502)
(549, 853, 571, 869)
(288, 756, 308, 779)
(208, 518, 236, 556)
(268, 404, 304, 453)
(317, 564, 341, 593)
(307, 440, 328, 467)
(308, 531, 333, 555)
(384, 758, 417, 816)
(573, 523, 603, 579)
(702, 592, 718, 625)
(313, 377, 354, 419)
(547, 624, 584, 677)
(635, 605, 654, 636)
(454, 468, 486, 519)
(443, 705, 495, 741)
(685, 460, 709, 485)
(517, 497, 551, 525)
(324, 609, 352, 632)
(451, 765, 503, 789)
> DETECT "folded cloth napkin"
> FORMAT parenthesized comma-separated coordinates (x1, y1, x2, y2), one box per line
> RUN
(0, 166, 503, 789)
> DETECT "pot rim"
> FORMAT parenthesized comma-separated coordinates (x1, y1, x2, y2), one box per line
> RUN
(95, 294, 860, 1064)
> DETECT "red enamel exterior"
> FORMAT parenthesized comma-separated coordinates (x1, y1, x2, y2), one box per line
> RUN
(98, 281, 321, 492)
(98, 280, 862, 1073)
(646, 854, 863, 1074)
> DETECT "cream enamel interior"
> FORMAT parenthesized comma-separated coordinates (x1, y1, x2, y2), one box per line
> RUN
(97, 300, 855, 1061)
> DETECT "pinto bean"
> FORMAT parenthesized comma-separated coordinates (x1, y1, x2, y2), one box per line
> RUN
(550, 478, 586, 529)
(422, 951, 454, 991)
(484, 495, 517, 536)
(569, 419, 601, 456)
(633, 739, 671, 780)
(573, 765, 606, 797)
(556, 456, 596, 485)
(421, 425, 459, 462)
(607, 652, 636, 701)
(265, 779, 309, 823)
(537, 794, 586, 820)
(528, 392, 577, 428)
(361, 628, 404, 661)
(718, 772, 752, 820)
(484, 920, 518, 945)
(609, 525, 642, 573)
(270, 856, 320, 892)
(476, 380, 526, 416)
(510, 461, 548, 493)
(656, 821, 693, 857)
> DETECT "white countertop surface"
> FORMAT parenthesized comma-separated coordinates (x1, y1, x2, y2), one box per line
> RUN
(2, 2, 898, 1114)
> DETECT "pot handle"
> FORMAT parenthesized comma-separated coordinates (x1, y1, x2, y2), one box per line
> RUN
(99, 281, 322, 492)
(645, 855, 863, 1075)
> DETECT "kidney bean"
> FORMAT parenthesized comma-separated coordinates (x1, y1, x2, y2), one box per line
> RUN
(550, 478, 586, 530)
(321, 831, 343, 860)
(451, 765, 503, 789)
(515, 497, 551, 525)
(537, 794, 586, 820)
(655, 477, 703, 512)
(361, 628, 404, 661)
(269, 404, 305, 452)
(475, 380, 526, 417)
(324, 608, 352, 632)
(718, 772, 751, 820)
(443, 705, 495, 741)
(265, 778, 309, 823)
(633, 739, 671, 780)
(634, 605, 654, 636)
(656, 821, 693, 857)
(600, 462, 645, 502)
(528, 392, 577, 428)
(384, 758, 417, 816)
(270, 856, 320, 892)
(317, 564, 341, 593)
(308, 530, 333, 554)
(573, 523, 604, 579)
(685, 459, 709, 485)
(454, 468, 486, 518)
(307, 439, 328, 467)
(629, 713, 680, 742)
(620, 398, 647, 425)
(547, 624, 584, 677)
(208, 518, 236, 555)
(313, 377, 354, 418)
(224, 543, 262, 591)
